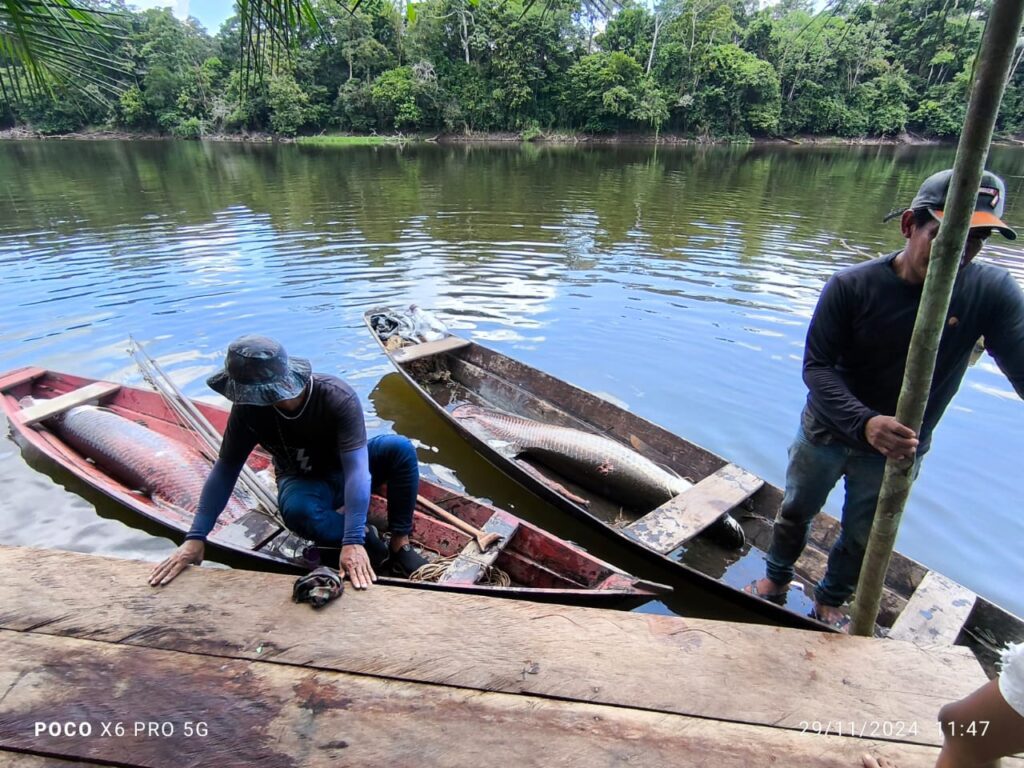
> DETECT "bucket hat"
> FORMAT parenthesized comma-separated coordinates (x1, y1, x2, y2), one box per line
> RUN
(207, 335, 312, 405)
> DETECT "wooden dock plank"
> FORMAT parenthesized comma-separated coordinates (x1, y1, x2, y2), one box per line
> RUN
(0, 630, 947, 768)
(0, 754, 109, 768)
(391, 336, 471, 363)
(0, 546, 982, 747)
(15, 382, 121, 427)
(889, 571, 977, 646)
(625, 464, 764, 553)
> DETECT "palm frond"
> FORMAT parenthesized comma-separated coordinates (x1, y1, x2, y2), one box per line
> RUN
(0, 0, 129, 106)
(237, 0, 319, 94)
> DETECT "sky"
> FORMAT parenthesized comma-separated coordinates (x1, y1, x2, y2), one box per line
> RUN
(130, 0, 236, 34)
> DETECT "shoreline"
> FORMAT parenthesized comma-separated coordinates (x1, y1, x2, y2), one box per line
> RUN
(0, 126, 971, 147)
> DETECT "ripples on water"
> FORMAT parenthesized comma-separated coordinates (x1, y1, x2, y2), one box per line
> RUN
(1, 140, 1022, 616)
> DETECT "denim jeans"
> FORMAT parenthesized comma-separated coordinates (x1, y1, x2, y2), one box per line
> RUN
(277, 434, 419, 546)
(765, 424, 921, 607)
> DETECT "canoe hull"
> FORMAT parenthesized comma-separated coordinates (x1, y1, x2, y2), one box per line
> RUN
(1, 366, 668, 608)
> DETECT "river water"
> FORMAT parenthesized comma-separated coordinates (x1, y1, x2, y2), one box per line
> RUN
(1, 140, 1021, 619)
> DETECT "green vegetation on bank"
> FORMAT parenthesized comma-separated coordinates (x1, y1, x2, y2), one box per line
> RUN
(2, 0, 1020, 141)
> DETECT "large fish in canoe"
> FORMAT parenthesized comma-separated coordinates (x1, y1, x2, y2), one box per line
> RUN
(452, 405, 745, 548)
(452, 404, 693, 510)
(45, 404, 249, 528)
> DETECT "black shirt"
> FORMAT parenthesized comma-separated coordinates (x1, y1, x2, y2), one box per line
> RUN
(220, 374, 367, 477)
(802, 252, 1024, 452)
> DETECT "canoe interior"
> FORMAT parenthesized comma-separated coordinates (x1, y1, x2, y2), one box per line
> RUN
(0, 367, 666, 606)
(366, 326, 1024, 663)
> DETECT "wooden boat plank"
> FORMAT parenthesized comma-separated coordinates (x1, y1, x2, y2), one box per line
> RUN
(438, 511, 520, 585)
(214, 510, 284, 552)
(0, 366, 47, 392)
(391, 336, 471, 363)
(16, 382, 121, 427)
(625, 464, 764, 554)
(0, 545, 983, 746)
(0, 629, 954, 768)
(889, 571, 977, 646)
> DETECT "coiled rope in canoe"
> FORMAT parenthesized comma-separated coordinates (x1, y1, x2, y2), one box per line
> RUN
(409, 556, 511, 587)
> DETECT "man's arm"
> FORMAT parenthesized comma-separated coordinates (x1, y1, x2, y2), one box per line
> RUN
(803, 276, 918, 458)
(147, 458, 246, 586)
(148, 407, 255, 586)
(983, 270, 1024, 399)
(338, 446, 376, 590)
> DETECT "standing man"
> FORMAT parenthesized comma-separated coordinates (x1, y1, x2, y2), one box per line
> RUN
(149, 335, 427, 588)
(745, 169, 1024, 629)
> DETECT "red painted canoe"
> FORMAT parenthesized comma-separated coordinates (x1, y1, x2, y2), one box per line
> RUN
(0, 366, 670, 607)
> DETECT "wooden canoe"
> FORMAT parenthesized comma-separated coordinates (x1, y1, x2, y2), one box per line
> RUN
(0, 366, 670, 607)
(364, 310, 1023, 668)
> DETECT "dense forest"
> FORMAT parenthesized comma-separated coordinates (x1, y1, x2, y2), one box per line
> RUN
(2, 0, 1023, 139)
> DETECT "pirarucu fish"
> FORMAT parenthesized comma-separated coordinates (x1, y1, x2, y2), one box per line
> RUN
(49, 404, 249, 529)
(452, 404, 692, 511)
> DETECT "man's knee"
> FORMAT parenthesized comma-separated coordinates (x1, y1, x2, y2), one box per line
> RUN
(373, 434, 418, 471)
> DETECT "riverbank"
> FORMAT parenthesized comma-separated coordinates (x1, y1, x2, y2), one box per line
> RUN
(0, 125, 963, 146)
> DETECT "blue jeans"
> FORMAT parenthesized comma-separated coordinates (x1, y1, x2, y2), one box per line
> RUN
(765, 425, 921, 607)
(277, 434, 419, 547)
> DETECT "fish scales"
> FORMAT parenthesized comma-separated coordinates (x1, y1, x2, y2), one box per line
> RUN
(51, 405, 249, 527)
(452, 405, 691, 510)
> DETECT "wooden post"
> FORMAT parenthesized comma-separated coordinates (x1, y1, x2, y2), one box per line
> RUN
(850, 0, 1024, 636)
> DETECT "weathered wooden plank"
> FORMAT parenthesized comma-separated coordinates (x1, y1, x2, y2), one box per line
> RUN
(214, 510, 283, 552)
(438, 511, 520, 585)
(625, 464, 764, 554)
(0, 367, 46, 392)
(391, 336, 471, 363)
(0, 753, 108, 767)
(889, 571, 977, 646)
(15, 383, 121, 427)
(0, 630, 947, 768)
(0, 546, 982, 746)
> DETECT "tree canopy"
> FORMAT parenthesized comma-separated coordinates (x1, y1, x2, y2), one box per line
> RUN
(2, 0, 1020, 139)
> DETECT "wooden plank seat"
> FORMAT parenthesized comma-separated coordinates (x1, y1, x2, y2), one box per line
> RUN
(391, 336, 471, 363)
(624, 464, 764, 554)
(888, 571, 977, 646)
(16, 381, 122, 427)
(437, 510, 520, 585)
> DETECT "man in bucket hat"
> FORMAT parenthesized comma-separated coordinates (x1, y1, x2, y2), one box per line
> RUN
(745, 169, 1024, 629)
(148, 335, 427, 589)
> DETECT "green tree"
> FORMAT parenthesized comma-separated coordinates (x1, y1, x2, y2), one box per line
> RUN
(564, 51, 644, 131)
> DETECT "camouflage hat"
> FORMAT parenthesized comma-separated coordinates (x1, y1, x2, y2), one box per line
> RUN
(207, 335, 312, 405)
(910, 168, 1016, 240)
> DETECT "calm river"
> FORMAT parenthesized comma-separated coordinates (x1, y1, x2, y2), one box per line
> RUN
(1, 140, 1021, 619)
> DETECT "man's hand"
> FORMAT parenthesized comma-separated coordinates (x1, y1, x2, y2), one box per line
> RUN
(340, 544, 377, 590)
(149, 540, 205, 586)
(865, 415, 919, 460)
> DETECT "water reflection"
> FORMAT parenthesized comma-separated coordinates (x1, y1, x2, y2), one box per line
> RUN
(1, 140, 1022, 617)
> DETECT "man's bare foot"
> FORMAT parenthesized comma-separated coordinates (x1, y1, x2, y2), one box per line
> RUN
(861, 754, 897, 768)
(812, 602, 851, 632)
(744, 577, 789, 599)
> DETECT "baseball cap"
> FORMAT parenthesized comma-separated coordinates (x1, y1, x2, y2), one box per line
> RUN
(910, 168, 1016, 239)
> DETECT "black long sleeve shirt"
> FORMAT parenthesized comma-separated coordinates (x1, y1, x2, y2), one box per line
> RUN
(802, 252, 1024, 453)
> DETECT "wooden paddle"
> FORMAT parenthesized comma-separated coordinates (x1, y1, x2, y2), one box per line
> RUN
(416, 495, 502, 550)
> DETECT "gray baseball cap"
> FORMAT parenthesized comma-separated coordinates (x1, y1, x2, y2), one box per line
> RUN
(910, 168, 1016, 240)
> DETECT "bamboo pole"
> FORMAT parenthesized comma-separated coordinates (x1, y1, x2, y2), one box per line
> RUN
(850, 0, 1024, 636)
